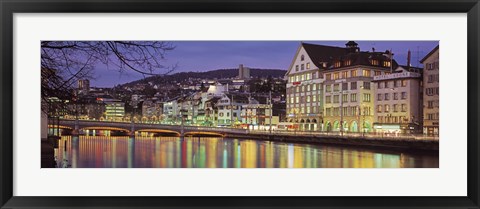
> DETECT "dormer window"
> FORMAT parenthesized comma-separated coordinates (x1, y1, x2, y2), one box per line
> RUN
(344, 60, 351, 66)
(301, 55, 305, 61)
(334, 61, 341, 68)
(383, 61, 391, 67)
(370, 59, 379, 65)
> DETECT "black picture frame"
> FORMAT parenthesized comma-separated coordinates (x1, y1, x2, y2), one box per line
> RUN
(1, 0, 479, 208)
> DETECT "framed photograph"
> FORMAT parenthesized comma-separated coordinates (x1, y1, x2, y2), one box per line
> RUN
(1, 0, 479, 208)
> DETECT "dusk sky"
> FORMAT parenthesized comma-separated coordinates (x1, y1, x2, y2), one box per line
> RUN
(91, 41, 439, 87)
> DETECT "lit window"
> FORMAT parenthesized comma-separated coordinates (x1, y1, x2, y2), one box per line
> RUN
(363, 93, 371, 102)
(383, 61, 391, 67)
(333, 73, 340, 80)
(350, 93, 357, 102)
(371, 59, 379, 65)
(342, 71, 348, 78)
(401, 104, 407, 112)
(362, 69, 371, 77)
(344, 60, 351, 66)
(306, 62, 310, 69)
(384, 105, 390, 112)
(351, 70, 357, 77)
(334, 84, 339, 92)
(334, 61, 341, 68)
(377, 105, 382, 113)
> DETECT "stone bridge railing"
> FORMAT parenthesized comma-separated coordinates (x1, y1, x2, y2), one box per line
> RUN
(57, 119, 248, 135)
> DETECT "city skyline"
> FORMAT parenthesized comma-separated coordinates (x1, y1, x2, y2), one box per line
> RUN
(91, 41, 438, 87)
(42, 40, 439, 168)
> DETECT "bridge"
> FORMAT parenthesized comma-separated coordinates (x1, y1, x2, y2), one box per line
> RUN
(54, 119, 248, 137)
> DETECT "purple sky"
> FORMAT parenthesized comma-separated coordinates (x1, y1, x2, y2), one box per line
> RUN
(91, 41, 439, 87)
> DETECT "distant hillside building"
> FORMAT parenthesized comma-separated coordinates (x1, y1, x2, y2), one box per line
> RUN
(421, 45, 439, 136)
(238, 64, 250, 79)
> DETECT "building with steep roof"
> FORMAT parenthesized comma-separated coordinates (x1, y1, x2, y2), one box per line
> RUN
(285, 41, 399, 132)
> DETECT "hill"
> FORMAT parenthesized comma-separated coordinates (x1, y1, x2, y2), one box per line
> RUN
(121, 68, 287, 87)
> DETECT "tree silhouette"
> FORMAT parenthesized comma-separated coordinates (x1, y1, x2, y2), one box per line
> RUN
(41, 41, 176, 112)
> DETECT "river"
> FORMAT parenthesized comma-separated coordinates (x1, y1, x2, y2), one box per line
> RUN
(54, 135, 439, 168)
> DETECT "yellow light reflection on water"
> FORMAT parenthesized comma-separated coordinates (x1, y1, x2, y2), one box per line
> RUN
(53, 136, 439, 168)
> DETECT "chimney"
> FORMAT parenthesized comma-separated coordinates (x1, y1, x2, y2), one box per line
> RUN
(372, 47, 375, 52)
(407, 49, 411, 69)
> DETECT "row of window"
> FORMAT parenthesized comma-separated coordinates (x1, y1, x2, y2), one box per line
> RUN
(426, 61, 439, 70)
(325, 69, 391, 80)
(295, 62, 311, 72)
(218, 106, 239, 110)
(426, 113, 439, 120)
(377, 92, 407, 101)
(218, 112, 238, 117)
(289, 72, 318, 83)
(325, 81, 370, 92)
(377, 104, 407, 113)
(377, 116, 409, 123)
(325, 106, 371, 117)
(290, 95, 321, 104)
(288, 106, 320, 114)
(427, 100, 440, 109)
(325, 93, 370, 103)
(425, 87, 439, 96)
(287, 83, 321, 94)
(377, 79, 408, 89)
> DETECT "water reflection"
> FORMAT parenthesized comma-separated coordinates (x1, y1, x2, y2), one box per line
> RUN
(54, 136, 439, 168)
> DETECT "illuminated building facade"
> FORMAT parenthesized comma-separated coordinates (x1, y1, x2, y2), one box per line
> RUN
(372, 66, 423, 134)
(421, 46, 440, 136)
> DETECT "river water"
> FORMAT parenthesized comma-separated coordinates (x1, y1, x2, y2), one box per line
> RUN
(54, 136, 439, 168)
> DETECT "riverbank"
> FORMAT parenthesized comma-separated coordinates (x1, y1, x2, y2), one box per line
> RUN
(224, 132, 439, 153)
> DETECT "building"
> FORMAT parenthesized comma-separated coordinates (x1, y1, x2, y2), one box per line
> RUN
(162, 99, 179, 124)
(103, 100, 125, 121)
(77, 79, 90, 95)
(241, 98, 279, 130)
(205, 97, 221, 126)
(372, 65, 423, 134)
(285, 41, 398, 132)
(216, 93, 249, 126)
(238, 64, 250, 79)
(142, 100, 163, 122)
(421, 45, 440, 136)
